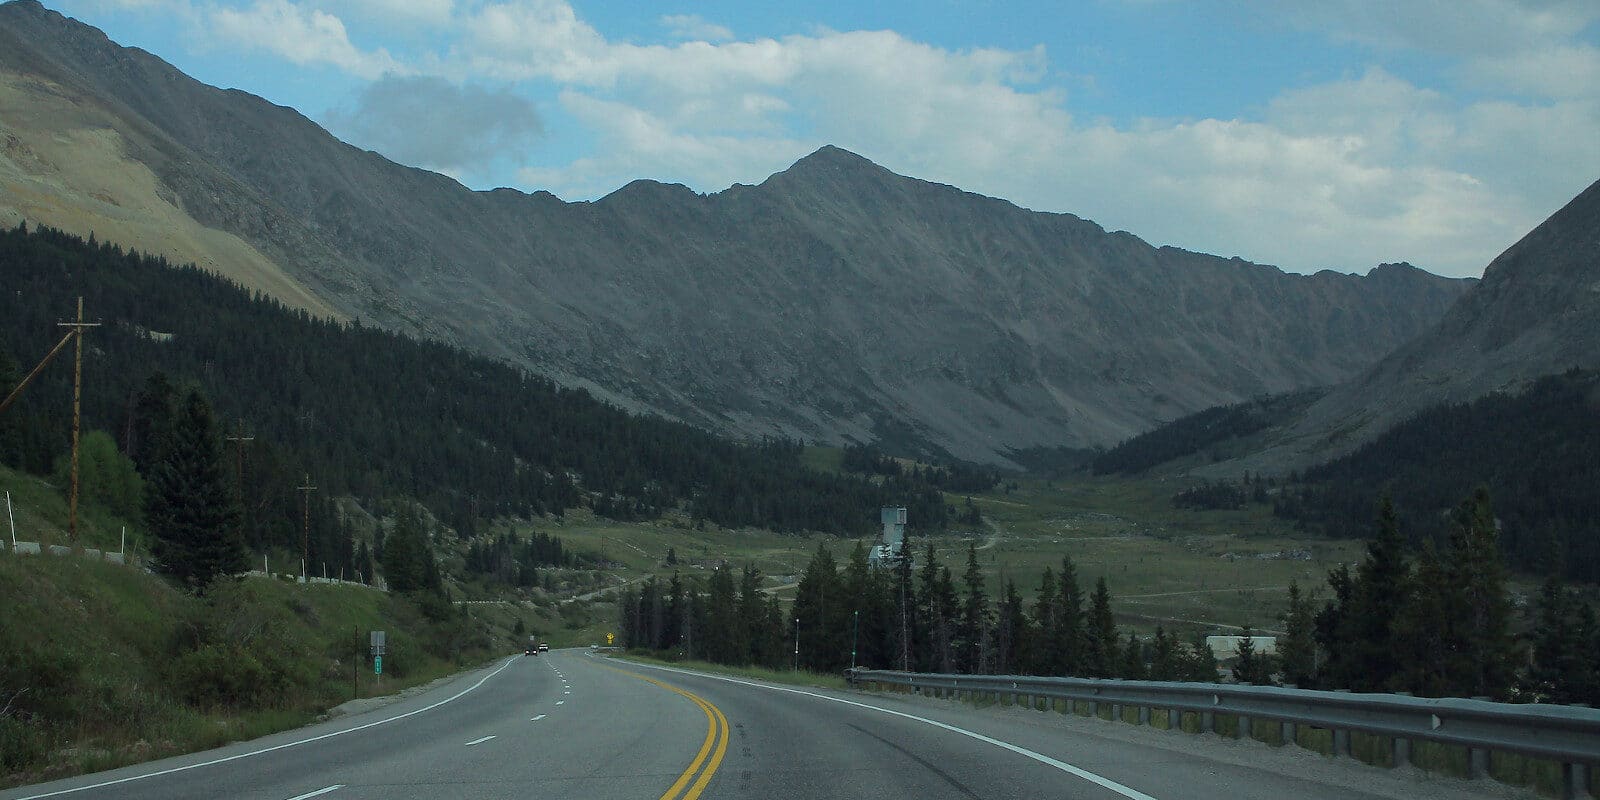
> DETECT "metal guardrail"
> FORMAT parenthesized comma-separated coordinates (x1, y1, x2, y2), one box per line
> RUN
(846, 668, 1599, 800)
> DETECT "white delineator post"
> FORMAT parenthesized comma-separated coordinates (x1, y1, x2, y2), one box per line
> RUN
(6, 490, 14, 548)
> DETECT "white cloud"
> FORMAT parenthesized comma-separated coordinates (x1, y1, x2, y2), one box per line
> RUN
(329, 0, 454, 26)
(660, 13, 733, 43)
(208, 0, 405, 79)
(323, 75, 543, 173)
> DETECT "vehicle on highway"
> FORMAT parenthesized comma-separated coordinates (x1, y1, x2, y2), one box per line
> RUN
(539, 642, 550, 652)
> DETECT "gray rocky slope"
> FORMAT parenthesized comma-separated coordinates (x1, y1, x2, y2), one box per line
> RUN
(1215, 177, 1600, 475)
(0, 1, 1473, 463)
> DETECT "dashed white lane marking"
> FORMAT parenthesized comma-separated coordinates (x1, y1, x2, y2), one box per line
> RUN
(556, 701, 565, 705)
(632, 663, 1160, 800)
(531, 715, 547, 721)
(285, 786, 344, 800)
(563, 690, 571, 695)
(465, 735, 497, 746)
(11, 657, 520, 800)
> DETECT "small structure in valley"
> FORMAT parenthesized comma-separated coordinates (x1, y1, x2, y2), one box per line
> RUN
(869, 507, 907, 567)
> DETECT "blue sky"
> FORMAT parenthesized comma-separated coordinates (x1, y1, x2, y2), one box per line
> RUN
(44, 0, 1600, 278)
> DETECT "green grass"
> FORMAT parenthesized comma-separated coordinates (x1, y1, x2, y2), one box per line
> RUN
(0, 552, 524, 789)
(0, 462, 146, 555)
(614, 654, 849, 690)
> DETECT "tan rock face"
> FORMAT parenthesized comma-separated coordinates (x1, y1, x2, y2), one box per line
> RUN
(0, 71, 341, 321)
(0, 2, 1473, 464)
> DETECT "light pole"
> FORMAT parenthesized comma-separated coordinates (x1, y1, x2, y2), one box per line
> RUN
(793, 617, 800, 672)
(851, 609, 859, 670)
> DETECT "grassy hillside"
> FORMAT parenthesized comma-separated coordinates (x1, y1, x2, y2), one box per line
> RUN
(0, 469, 546, 789)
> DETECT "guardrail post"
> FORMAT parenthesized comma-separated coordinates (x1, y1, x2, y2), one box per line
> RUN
(1333, 729, 1351, 758)
(1138, 706, 1150, 725)
(1392, 738, 1410, 768)
(1238, 715, 1251, 741)
(1467, 747, 1488, 780)
(1201, 710, 1215, 733)
(1112, 703, 1123, 722)
(1089, 700, 1100, 717)
(1281, 722, 1296, 747)
(1561, 761, 1590, 800)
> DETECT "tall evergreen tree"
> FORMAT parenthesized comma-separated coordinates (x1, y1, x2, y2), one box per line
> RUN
(1233, 627, 1274, 685)
(144, 388, 244, 591)
(1335, 496, 1410, 690)
(703, 564, 743, 664)
(1441, 487, 1517, 698)
(1028, 567, 1058, 674)
(1120, 632, 1147, 679)
(794, 544, 846, 672)
(1150, 626, 1179, 681)
(1526, 577, 1592, 703)
(1085, 577, 1119, 677)
(1391, 539, 1453, 696)
(995, 579, 1027, 676)
(1054, 556, 1086, 675)
(1277, 581, 1317, 688)
(958, 542, 991, 673)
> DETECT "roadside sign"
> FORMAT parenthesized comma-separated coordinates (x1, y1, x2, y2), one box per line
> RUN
(606, 632, 615, 645)
(370, 630, 386, 654)
(374, 655, 383, 675)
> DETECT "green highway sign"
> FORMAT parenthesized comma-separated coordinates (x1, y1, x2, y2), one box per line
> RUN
(374, 655, 382, 675)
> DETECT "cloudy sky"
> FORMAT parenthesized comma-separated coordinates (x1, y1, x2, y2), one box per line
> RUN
(47, 0, 1600, 278)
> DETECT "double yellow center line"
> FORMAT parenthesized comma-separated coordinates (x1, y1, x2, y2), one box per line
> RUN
(599, 665, 729, 800)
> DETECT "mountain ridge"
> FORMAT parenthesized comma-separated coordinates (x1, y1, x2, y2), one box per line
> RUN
(0, 0, 1475, 463)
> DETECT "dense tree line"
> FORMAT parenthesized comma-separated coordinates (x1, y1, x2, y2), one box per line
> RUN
(840, 444, 1001, 493)
(463, 530, 574, 587)
(1091, 390, 1323, 475)
(619, 539, 1218, 682)
(0, 224, 951, 553)
(1274, 491, 1600, 705)
(1275, 369, 1600, 581)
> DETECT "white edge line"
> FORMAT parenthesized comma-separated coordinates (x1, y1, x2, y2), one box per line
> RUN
(285, 785, 344, 800)
(630, 662, 1160, 800)
(464, 735, 497, 746)
(14, 657, 520, 800)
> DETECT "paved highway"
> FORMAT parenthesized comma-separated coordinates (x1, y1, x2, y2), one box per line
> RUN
(2, 651, 1513, 800)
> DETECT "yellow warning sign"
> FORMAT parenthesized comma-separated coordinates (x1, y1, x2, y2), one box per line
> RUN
(606, 632, 615, 645)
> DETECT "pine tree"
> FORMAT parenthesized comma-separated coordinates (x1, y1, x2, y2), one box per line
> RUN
(1055, 556, 1086, 675)
(958, 542, 991, 673)
(1150, 626, 1179, 680)
(1121, 632, 1147, 679)
(1442, 487, 1517, 698)
(794, 544, 846, 672)
(1028, 567, 1057, 675)
(1277, 581, 1317, 688)
(704, 564, 743, 665)
(995, 579, 1027, 675)
(1337, 496, 1410, 690)
(144, 388, 243, 591)
(1233, 627, 1274, 685)
(382, 503, 440, 594)
(127, 371, 177, 477)
(1085, 577, 1119, 677)
(1527, 577, 1589, 703)
(1392, 540, 1452, 695)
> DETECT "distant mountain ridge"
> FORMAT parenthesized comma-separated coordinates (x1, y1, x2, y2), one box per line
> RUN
(0, 0, 1474, 463)
(1217, 176, 1600, 474)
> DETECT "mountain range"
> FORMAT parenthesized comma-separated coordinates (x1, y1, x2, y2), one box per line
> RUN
(1221, 175, 1600, 474)
(0, 0, 1478, 464)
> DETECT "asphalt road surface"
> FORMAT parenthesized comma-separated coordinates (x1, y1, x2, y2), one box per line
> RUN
(2, 650, 1521, 800)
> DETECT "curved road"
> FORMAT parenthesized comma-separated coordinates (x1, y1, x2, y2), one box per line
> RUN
(2, 651, 1510, 800)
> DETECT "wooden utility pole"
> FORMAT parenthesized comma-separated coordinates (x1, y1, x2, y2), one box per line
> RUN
(297, 474, 316, 580)
(225, 421, 254, 545)
(57, 298, 99, 545)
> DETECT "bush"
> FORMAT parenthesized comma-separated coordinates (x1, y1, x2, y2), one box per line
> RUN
(165, 644, 275, 709)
